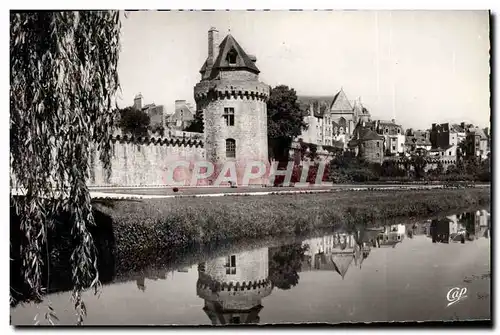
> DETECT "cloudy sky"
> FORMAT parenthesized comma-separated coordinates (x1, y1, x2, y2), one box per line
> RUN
(117, 10, 490, 130)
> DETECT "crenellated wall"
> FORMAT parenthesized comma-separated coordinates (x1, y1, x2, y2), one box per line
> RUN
(89, 135, 206, 187)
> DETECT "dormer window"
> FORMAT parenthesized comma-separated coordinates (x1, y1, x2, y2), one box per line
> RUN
(227, 48, 237, 65)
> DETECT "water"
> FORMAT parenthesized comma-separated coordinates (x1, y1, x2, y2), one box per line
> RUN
(11, 209, 491, 325)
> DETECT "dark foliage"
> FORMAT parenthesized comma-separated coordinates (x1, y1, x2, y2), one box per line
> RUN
(268, 243, 309, 290)
(267, 85, 308, 163)
(118, 107, 150, 137)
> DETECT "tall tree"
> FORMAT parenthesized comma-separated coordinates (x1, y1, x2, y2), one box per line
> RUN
(118, 106, 151, 137)
(267, 85, 308, 163)
(10, 11, 121, 324)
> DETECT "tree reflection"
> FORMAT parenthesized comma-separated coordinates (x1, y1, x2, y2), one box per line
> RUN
(268, 243, 309, 290)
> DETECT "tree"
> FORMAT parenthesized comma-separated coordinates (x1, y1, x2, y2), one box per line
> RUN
(183, 109, 203, 133)
(118, 107, 150, 137)
(410, 155, 427, 179)
(268, 243, 308, 290)
(435, 161, 444, 175)
(10, 11, 121, 325)
(267, 85, 308, 164)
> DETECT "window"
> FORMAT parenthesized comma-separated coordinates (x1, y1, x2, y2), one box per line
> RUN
(397, 129, 401, 134)
(227, 48, 237, 65)
(226, 138, 236, 158)
(376, 153, 380, 157)
(392, 146, 396, 151)
(376, 142, 380, 148)
(225, 255, 236, 275)
(385, 128, 389, 133)
(223, 107, 235, 126)
(230, 316, 241, 324)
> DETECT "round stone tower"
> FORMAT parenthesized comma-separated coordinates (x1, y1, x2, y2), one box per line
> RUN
(196, 248, 273, 325)
(194, 27, 270, 186)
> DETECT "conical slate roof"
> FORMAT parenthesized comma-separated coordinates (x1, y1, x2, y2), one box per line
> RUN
(200, 34, 259, 77)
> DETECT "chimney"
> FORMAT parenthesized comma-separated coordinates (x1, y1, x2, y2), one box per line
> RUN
(133, 93, 143, 110)
(208, 27, 219, 65)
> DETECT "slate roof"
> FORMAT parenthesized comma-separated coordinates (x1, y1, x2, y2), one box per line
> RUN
(450, 124, 465, 133)
(330, 89, 353, 113)
(405, 135, 431, 146)
(200, 34, 259, 77)
(330, 252, 354, 279)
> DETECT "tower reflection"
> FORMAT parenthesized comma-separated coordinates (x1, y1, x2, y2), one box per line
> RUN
(196, 247, 273, 325)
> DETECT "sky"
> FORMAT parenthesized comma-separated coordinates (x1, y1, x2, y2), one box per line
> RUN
(117, 10, 490, 130)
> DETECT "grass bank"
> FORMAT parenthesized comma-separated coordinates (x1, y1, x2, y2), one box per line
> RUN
(94, 187, 490, 267)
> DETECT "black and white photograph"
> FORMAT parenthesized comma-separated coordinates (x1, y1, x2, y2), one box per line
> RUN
(8, 7, 492, 327)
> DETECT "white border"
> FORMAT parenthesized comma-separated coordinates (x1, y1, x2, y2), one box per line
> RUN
(3, 2, 497, 334)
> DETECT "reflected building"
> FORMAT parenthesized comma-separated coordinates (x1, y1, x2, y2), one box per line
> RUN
(458, 210, 490, 240)
(300, 232, 371, 279)
(135, 269, 172, 292)
(378, 224, 405, 247)
(196, 248, 273, 325)
(430, 218, 452, 243)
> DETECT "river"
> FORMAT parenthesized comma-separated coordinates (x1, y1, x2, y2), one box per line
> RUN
(11, 209, 491, 326)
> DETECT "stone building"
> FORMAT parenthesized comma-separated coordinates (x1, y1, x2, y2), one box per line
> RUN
(465, 127, 489, 159)
(367, 119, 405, 155)
(405, 129, 432, 155)
(296, 91, 371, 149)
(196, 248, 273, 325)
(430, 122, 469, 156)
(132, 93, 165, 132)
(165, 100, 195, 131)
(194, 27, 270, 185)
(348, 122, 385, 164)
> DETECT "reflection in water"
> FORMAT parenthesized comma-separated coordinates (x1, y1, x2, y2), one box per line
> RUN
(268, 243, 309, 290)
(428, 209, 490, 244)
(196, 248, 273, 325)
(10, 209, 491, 325)
(299, 224, 403, 279)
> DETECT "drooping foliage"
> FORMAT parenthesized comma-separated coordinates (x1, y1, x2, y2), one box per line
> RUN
(10, 11, 121, 324)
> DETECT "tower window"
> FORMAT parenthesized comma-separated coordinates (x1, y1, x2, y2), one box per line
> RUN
(223, 107, 235, 126)
(226, 138, 236, 158)
(227, 48, 237, 65)
(225, 255, 236, 275)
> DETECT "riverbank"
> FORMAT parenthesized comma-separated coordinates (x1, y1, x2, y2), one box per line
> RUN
(10, 187, 490, 305)
(94, 187, 490, 266)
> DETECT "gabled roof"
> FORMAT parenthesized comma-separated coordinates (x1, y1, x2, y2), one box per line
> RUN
(330, 89, 353, 113)
(200, 34, 260, 77)
(450, 124, 465, 133)
(330, 253, 354, 279)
